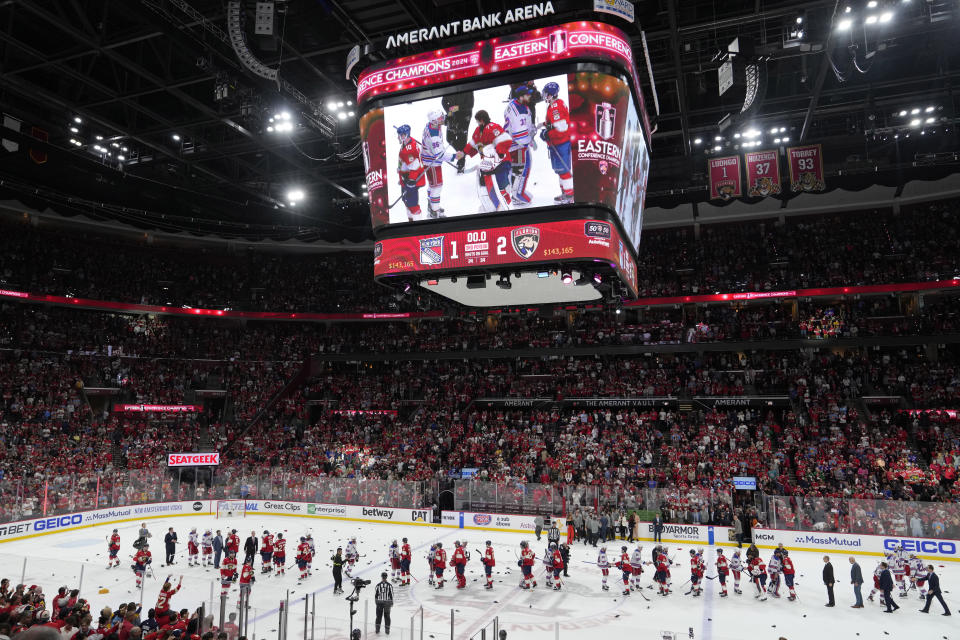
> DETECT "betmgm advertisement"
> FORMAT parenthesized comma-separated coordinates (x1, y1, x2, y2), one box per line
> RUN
(359, 71, 649, 254)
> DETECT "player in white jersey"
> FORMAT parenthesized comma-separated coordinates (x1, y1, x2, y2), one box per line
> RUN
(543, 544, 555, 588)
(420, 110, 456, 217)
(729, 551, 744, 595)
(389, 540, 402, 583)
(909, 554, 929, 598)
(187, 528, 200, 567)
(766, 553, 782, 598)
(504, 85, 535, 205)
(868, 562, 884, 602)
(426, 544, 437, 586)
(306, 534, 315, 575)
(629, 546, 645, 591)
(888, 548, 908, 597)
(201, 530, 213, 567)
(597, 546, 611, 591)
(345, 538, 359, 578)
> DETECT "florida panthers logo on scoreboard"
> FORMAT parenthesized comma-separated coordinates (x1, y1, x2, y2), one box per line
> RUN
(419, 236, 444, 265)
(511, 226, 541, 259)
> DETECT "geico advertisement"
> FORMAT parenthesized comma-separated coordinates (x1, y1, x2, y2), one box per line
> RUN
(0, 502, 190, 541)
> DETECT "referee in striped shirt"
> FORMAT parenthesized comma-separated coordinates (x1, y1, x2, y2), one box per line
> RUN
(375, 572, 394, 634)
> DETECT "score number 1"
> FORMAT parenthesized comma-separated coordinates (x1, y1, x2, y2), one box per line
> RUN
(449, 231, 507, 260)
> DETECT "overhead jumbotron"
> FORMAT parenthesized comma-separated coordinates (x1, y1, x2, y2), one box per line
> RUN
(354, 21, 651, 306)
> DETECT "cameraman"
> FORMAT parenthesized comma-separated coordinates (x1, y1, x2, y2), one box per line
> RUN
(374, 572, 394, 635)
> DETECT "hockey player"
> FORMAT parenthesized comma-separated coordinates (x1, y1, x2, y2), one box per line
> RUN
(868, 561, 883, 603)
(729, 550, 744, 595)
(107, 529, 121, 569)
(132, 543, 152, 591)
(503, 85, 535, 205)
(542, 544, 555, 589)
(688, 550, 704, 597)
(201, 530, 213, 568)
(519, 541, 537, 590)
(345, 538, 359, 578)
(306, 534, 316, 575)
(452, 541, 468, 589)
(220, 552, 237, 598)
(260, 531, 274, 574)
(539, 81, 573, 204)
(396, 125, 426, 222)
(296, 538, 311, 585)
(888, 547, 908, 598)
(426, 544, 437, 587)
(482, 541, 496, 590)
(238, 559, 255, 607)
(715, 549, 729, 597)
(654, 547, 672, 596)
(273, 533, 287, 576)
(766, 550, 782, 598)
(781, 549, 797, 601)
(420, 110, 455, 217)
(389, 540, 401, 583)
(456, 110, 514, 212)
(155, 577, 182, 626)
(615, 546, 631, 596)
(748, 555, 767, 601)
(433, 542, 447, 589)
(551, 544, 564, 590)
(629, 546, 644, 592)
(909, 554, 929, 599)
(597, 546, 610, 591)
(187, 529, 199, 567)
(226, 530, 240, 556)
(400, 538, 412, 586)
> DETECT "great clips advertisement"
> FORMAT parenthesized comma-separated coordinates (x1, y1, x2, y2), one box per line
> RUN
(361, 71, 649, 254)
(373, 218, 638, 296)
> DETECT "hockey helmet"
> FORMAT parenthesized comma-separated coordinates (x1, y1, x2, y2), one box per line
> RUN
(485, 541, 492, 546)
(512, 84, 533, 98)
(621, 546, 627, 552)
(689, 549, 696, 556)
(427, 109, 445, 127)
(437, 542, 443, 548)
(542, 82, 560, 100)
(403, 538, 408, 543)
(264, 531, 269, 535)
(600, 546, 607, 552)
(396, 124, 411, 141)
(112, 529, 118, 533)
(781, 550, 789, 557)
(520, 541, 528, 549)
(717, 549, 724, 555)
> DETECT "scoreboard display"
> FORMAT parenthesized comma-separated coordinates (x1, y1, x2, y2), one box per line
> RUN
(356, 21, 651, 302)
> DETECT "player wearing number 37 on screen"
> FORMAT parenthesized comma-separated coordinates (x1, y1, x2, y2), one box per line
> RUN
(456, 110, 515, 213)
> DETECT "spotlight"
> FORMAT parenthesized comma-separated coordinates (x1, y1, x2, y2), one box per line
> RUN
(69, 127, 78, 133)
(925, 106, 935, 113)
(337, 112, 347, 120)
(910, 119, 921, 126)
(95, 135, 103, 141)
(879, 11, 893, 22)
(898, 110, 907, 117)
(496, 274, 512, 290)
(172, 133, 181, 141)
(837, 18, 853, 30)
(865, 15, 878, 25)
(911, 108, 920, 115)
(287, 188, 305, 202)
(561, 271, 573, 285)
(117, 155, 125, 161)
(714, 135, 722, 141)
(73, 116, 82, 124)
(593, 273, 602, 285)
(926, 117, 935, 124)
(867, 0, 877, 7)
(693, 138, 702, 145)
(713, 145, 721, 151)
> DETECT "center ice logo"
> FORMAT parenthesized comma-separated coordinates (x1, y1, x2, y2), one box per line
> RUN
(419, 236, 444, 265)
(511, 227, 540, 259)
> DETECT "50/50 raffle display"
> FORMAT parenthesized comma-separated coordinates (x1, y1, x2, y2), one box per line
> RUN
(357, 21, 650, 288)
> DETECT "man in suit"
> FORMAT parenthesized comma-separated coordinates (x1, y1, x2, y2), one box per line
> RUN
(653, 513, 664, 543)
(164, 527, 178, 565)
(243, 531, 259, 567)
(822, 555, 835, 607)
(919, 565, 951, 616)
(879, 562, 898, 612)
(213, 530, 224, 569)
(849, 557, 864, 608)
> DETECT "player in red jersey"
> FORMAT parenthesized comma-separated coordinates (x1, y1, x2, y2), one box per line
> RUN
(654, 548, 672, 596)
(396, 125, 426, 222)
(457, 110, 515, 212)
(155, 577, 182, 626)
(749, 555, 768, 601)
(400, 538, 412, 586)
(451, 541, 468, 589)
(433, 541, 448, 589)
(238, 559, 255, 607)
(132, 544, 152, 590)
(716, 549, 730, 597)
(551, 544, 564, 591)
(539, 81, 573, 204)
(519, 541, 537, 590)
(273, 533, 287, 575)
(220, 552, 237, 598)
(482, 541, 496, 590)
(615, 546, 631, 596)
(226, 530, 240, 555)
(107, 529, 121, 569)
(260, 531, 274, 574)
(781, 550, 797, 601)
(296, 537, 311, 584)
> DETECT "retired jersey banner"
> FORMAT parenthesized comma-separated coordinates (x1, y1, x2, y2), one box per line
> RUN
(744, 149, 782, 197)
(708, 156, 742, 200)
(787, 144, 825, 192)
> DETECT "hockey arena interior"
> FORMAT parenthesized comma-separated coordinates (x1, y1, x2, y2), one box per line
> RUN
(1, 1, 960, 640)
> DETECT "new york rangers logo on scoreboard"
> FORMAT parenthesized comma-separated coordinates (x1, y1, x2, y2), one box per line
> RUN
(511, 226, 541, 259)
(419, 236, 444, 265)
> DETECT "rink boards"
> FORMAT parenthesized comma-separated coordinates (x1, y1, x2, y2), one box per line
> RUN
(2, 499, 958, 562)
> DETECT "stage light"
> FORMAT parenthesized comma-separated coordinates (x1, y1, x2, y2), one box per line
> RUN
(561, 271, 573, 285)
(713, 145, 722, 151)
(714, 135, 722, 141)
(837, 18, 853, 30)
(287, 188, 305, 202)
(693, 138, 702, 144)
(867, 0, 877, 7)
(910, 119, 921, 126)
(117, 155, 125, 161)
(348, 112, 355, 117)
(73, 116, 82, 124)
(769, 127, 778, 134)
(172, 133, 181, 141)
(926, 117, 935, 124)
(69, 127, 78, 133)
(337, 112, 347, 120)
(865, 15, 878, 25)
(95, 135, 103, 140)
(898, 110, 907, 117)
(782, 137, 790, 142)
(774, 138, 781, 144)
(879, 11, 893, 22)
(734, 133, 741, 139)
(593, 273, 602, 285)
(267, 126, 274, 132)
(911, 108, 920, 115)
(111, 142, 120, 148)
(925, 106, 935, 113)
(796, 16, 803, 23)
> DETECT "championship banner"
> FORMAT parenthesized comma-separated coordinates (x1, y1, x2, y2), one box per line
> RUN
(167, 452, 220, 467)
(787, 143, 825, 192)
(744, 149, 782, 197)
(708, 156, 742, 200)
(373, 218, 638, 296)
(114, 404, 203, 413)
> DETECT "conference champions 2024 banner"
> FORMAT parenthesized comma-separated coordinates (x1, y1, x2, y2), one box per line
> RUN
(373, 219, 638, 295)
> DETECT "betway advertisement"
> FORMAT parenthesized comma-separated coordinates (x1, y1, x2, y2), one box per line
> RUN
(752, 528, 960, 561)
(361, 70, 648, 258)
(373, 218, 638, 296)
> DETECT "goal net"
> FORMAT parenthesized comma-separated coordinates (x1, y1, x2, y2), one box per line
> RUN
(216, 500, 246, 518)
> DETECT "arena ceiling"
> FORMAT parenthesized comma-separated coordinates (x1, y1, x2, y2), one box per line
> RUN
(0, 0, 957, 241)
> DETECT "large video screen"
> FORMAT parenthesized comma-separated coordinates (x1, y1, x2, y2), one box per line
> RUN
(360, 71, 649, 252)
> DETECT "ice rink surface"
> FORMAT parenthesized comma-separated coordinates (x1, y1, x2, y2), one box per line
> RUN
(2, 515, 957, 640)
